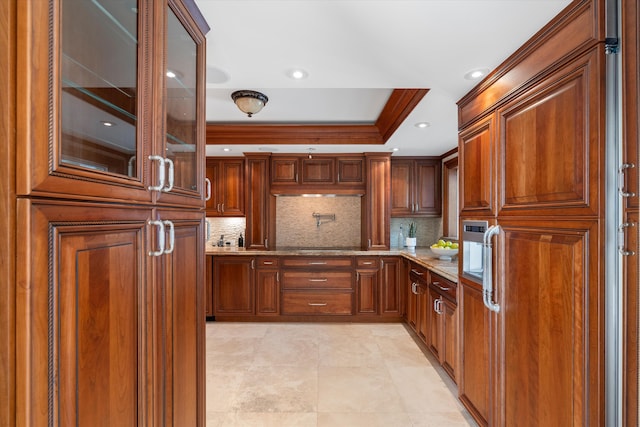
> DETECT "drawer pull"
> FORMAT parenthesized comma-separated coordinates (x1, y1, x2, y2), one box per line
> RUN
(432, 281, 450, 292)
(309, 262, 327, 265)
(308, 302, 328, 306)
(309, 278, 328, 282)
(410, 269, 424, 275)
(263, 261, 274, 265)
(362, 261, 373, 265)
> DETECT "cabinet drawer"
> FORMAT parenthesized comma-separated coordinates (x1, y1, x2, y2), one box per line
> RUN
(356, 257, 379, 268)
(281, 271, 352, 289)
(281, 257, 353, 268)
(256, 257, 279, 268)
(430, 273, 457, 302)
(409, 264, 429, 284)
(282, 291, 353, 315)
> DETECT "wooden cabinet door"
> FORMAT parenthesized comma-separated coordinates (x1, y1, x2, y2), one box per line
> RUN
(459, 116, 494, 216)
(441, 298, 457, 382)
(337, 157, 364, 185)
(205, 161, 220, 215)
(406, 280, 418, 331)
(205, 255, 214, 317)
(213, 256, 254, 315)
(458, 280, 489, 427)
(356, 269, 379, 314)
(363, 153, 390, 249)
(415, 160, 441, 216)
(16, 201, 150, 426)
(426, 288, 442, 360)
(301, 158, 335, 184)
(416, 283, 429, 344)
(245, 154, 271, 250)
(271, 157, 299, 184)
(256, 269, 280, 315)
(495, 220, 602, 426)
(379, 257, 402, 316)
(390, 160, 413, 216)
(219, 160, 245, 216)
(158, 211, 205, 427)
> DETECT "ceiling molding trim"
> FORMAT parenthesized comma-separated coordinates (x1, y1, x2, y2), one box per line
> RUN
(375, 88, 429, 142)
(205, 88, 429, 145)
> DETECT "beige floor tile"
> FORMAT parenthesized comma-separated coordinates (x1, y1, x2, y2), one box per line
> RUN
(408, 411, 473, 426)
(215, 412, 317, 427)
(387, 365, 464, 413)
(252, 337, 319, 367)
(318, 411, 413, 426)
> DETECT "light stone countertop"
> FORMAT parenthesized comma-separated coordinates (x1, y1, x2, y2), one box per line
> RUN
(205, 246, 458, 283)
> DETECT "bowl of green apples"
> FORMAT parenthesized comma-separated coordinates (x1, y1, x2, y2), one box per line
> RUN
(430, 239, 459, 260)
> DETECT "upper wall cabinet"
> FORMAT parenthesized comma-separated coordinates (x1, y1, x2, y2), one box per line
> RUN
(17, 0, 207, 207)
(205, 157, 245, 217)
(459, 116, 495, 216)
(270, 154, 365, 194)
(391, 158, 441, 217)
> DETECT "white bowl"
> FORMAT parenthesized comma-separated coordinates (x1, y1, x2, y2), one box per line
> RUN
(430, 246, 459, 259)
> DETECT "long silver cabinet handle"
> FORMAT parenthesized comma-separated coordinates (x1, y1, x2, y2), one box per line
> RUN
(308, 302, 327, 306)
(309, 262, 327, 265)
(163, 158, 174, 192)
(618, 222, 636, 256)
(204, 178, 212, 201)
(163, 220, 175, 254)
(148, 220, 165, 257)
(618, 163, 636, 197)
(309, 278, 328, 282)
(410, 269, 424, 276)
(482, 225, 501, 313)
(148, 155, 166, 191)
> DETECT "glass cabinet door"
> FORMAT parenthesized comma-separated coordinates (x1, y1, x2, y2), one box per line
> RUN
(60, 0, 140, 178)
(163, 5, 201, 198)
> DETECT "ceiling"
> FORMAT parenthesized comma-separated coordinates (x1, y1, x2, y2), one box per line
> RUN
(196, 0, 572, 158)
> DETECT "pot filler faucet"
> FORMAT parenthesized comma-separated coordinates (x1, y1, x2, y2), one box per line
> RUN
(312, 212, 336, 228)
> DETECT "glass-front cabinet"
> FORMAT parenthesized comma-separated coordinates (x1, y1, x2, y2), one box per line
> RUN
(18, 0, 206, 207)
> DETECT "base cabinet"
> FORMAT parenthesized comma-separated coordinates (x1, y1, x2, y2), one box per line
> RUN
(256, 257, 280, 315)
(213, 256, 255, 315)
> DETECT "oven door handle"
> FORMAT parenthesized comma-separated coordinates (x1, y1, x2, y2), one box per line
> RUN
(482, 225, 501, 313)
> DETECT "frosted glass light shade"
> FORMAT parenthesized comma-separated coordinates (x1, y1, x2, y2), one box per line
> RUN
(231, 90, 268, 117)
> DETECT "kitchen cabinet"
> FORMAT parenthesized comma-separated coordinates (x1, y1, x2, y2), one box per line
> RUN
(458, 278, 490, 426)
(245, 154, 272, 250)
(337, 156, 365, 185)
(11, 0, 209, 425)
(270, 154, 365, 193)
(271, 156, 300, 184)
(281, 257, 354, 315)
(205, 255, 214, 317)
(213, 256, 255, 315)
(426, 273, 457, 382)
(302, 157, 335, 184)
(362, 153, 391, 249)
(456, 2, 606, 424)
(459, 117, 495, 216)
(356, 258, 379, 315)
(205, 158, 244, 217)
(379, 256, 403, 317)
(405, 260, 418, 330)
(408, 263, 430, 344)
(255, 257, 280, 315)
(391, 158, 441, 217)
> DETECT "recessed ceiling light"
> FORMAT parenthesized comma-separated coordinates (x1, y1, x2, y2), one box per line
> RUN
(414, 122, 430, 128)
(286, 68, 308, 80)
(101, 121, 115, 127)
(392, 148, 400, 152)
(464, 68, 490, 80)
(222, 148, 231, 152)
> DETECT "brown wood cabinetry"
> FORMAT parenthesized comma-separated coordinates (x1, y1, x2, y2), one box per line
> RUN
(458, 279, 490, 426)
(391, 157, 442, 217)
(408, 263, 430, 343)
(459, 117, 495, 216)
(457, 2, 606, 425)
(281, 257, 354, 316)
(205, 158, 244, 217)
(8, 0, 209, 425)
(206, 255, 214, 317)
(379, 256, 403, 316)
(271, 157, 300, 184)
(302, 157, 335, 184)
(255, 257, 280, 315)
(270, 154, 365, 193)
(356, 258, 379, 315)
(213, 256, 255, 315)
(426, 273, 457, 382)
(245, 154, 272, 250)
(362, 153, 391, 249)
(337, 156, 365, 184)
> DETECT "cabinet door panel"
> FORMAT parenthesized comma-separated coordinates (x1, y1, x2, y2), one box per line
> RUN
(337, 158, 364, 184)
(245, 156, 271, 250)
(271, 158, 299, 184)
(220, 160, 245, 216)
(160, 214, 204, 427)
(380, 257, 401, 315)
(356, 270, 378, 314)
(415, 160, 441, 215)
(499, 48, 603, 216)
(441, 299, 457, 381)
(497, 221, 601, 426)
(17, 201, 150, 426)
(390, 160, 413, 216)
(459, 117, 494, 215)
(426, 288, 441, 359)
(213, 257, 254, 314)
(205, 162, 220, 215)
(256, 270, 280, 315)
(301, 158, 335, 184)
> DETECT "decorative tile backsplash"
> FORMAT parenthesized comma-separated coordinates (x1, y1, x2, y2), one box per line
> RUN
(276, 196, 361, 248)
(206, 197, 445, 249)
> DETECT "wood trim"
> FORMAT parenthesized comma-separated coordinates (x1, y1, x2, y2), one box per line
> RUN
(206, 89, 428, 145)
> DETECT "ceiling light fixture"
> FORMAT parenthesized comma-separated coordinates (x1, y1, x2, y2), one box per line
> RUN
(464, 68, 489, 80)
(231, 90, 269, 117)
(287, 68, 308, 80)
(101, 120, 115, 127)
(415, 122, 431, 128)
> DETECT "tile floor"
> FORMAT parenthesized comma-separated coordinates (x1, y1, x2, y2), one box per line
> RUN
(206, 322, 475, 426)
